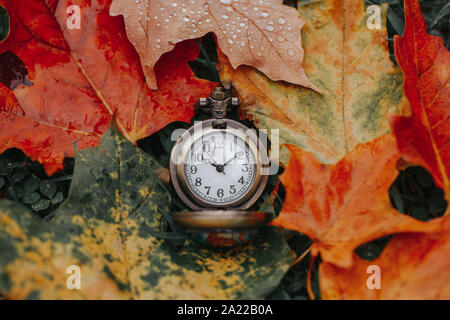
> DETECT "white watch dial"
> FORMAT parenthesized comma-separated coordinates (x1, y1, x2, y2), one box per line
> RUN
(184, 130, 257, 205)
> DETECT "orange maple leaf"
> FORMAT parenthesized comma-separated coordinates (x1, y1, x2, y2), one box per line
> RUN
(390, 0, 450, 200)
(109, 0, 318, 91)
(0, 0, 215, 175)
(320, 218, 450, 299)
(271, 134, 440, 269)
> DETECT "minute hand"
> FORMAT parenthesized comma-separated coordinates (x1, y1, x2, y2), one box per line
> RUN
(222, 153, 237, 167)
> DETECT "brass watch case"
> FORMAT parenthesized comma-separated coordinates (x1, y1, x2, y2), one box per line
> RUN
(170, 119, 269, 211)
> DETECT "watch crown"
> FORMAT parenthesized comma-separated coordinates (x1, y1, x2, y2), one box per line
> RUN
(210, 87, 227, 101)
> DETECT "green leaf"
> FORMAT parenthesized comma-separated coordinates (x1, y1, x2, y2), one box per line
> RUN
(22, 192, 40, 205)
(414, 167, 433, 187)
(389, 184, 404, 213)
(0, 124, 294, 299)
(0, 6, 8, 42)
(23, 177, 40, 193)
(387, 9, 404, 35)
(31, 199, 50, 212)
(12, 170, 27, 183)
(39, 181, 57, 199)
(411, 207, 429, 222)
(51, 192, 64, 205)
(0, 159, 7, 175)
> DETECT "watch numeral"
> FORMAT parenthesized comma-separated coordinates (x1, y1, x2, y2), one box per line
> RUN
(242, 164, 249, 172)
(195, 178, 202, 186)
(196, 153, 203, 162)
(204, 186, 211, 195)
(217, 189, 224, 198)
(238, 176, 244, 184)
(190, 165, 197, 174)
(229, 185, 236, 194)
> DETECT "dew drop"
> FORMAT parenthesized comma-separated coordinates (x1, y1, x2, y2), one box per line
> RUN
(288, 48, 295, 56)
(182, 16, 190, 22)
(278, 17, 286, 24)
(260, 10, 269, 18)
(266, 25, 274, 31)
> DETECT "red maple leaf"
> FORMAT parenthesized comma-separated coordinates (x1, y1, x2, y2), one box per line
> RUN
(0, 0, 215, 174)
(390, 0, 450, 199)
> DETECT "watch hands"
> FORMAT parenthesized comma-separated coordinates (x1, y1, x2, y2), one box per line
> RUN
(203, 151, 225, 175)
(222, 153, 237, 167)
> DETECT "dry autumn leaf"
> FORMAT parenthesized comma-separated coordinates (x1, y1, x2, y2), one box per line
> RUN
(0, 0, 215, 175)
(320, 221, 450, 299)
(109, 0, 318, 91)
(389, 0, 450, 200)
(270, 134, 441, 269)
(219, 0, 408, 165)
(0, 122, 294, 299)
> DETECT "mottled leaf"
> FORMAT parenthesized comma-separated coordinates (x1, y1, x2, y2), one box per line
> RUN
(219, 0, 408, 164)
(0, 122, 294, 299)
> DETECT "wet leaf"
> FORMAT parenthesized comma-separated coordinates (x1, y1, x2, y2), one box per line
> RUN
(0, 0, 215, 175)
(0, 122, 294, 299)
(271, 134, 441, 268)
(389, 0, 450, 202)
(21, 192, 40, 205)
(219, 0, 408, 164)
(109, 0, 317, 91)
(51, 191, 64, 205)
(12, 170, 26, 183)
(23, 177, 39, 194)
(39, 181, 57, 199)
(31, 199, 50, 212)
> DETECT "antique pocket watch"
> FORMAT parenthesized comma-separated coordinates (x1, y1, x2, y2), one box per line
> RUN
(169, 86, 272, 246)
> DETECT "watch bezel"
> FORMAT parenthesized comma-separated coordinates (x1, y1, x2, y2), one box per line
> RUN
(170, 119, 269, 210)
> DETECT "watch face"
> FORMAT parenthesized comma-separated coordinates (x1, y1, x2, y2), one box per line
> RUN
(183, 130, 257, 206)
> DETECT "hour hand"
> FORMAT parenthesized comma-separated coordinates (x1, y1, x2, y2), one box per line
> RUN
(203, 152, 225, 174)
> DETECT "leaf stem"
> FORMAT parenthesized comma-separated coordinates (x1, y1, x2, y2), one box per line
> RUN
(291, 244, 312, 267)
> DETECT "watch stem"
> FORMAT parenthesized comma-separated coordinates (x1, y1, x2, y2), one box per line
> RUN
(210, 87, 227, 101)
